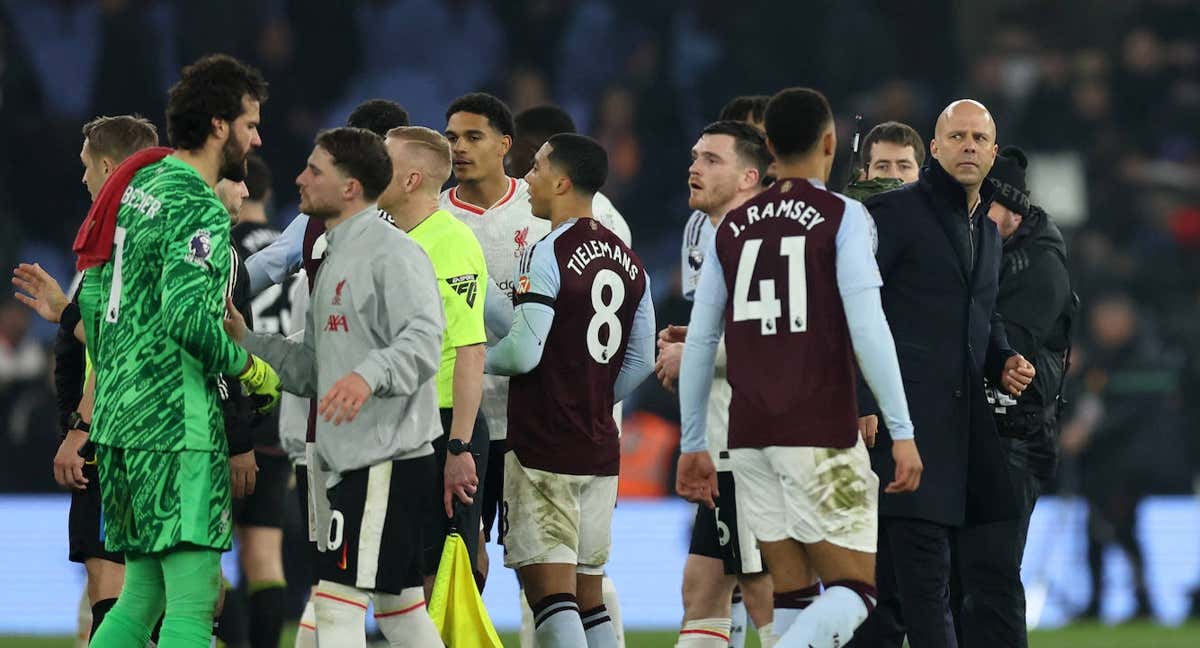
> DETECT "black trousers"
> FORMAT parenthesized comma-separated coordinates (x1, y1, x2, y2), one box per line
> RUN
(854, 517, 958, 648)
(952, 458, 1042, 648)
(423, 408, 491, 576)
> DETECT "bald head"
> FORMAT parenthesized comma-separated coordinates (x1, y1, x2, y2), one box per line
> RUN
(930, 99, 998, 193)
(935, 100, 995, 139)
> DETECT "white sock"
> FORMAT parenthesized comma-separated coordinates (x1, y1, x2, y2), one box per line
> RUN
(375, 587, 441, 647)
(76, 588, 91, 648)
(773, 583, 821, 636)
(519, 587, 535, 648)
(675, 618, 732, 647)
(295, 595, 317, 648)
(533, 593, 587, 648)
(582, 605, 619, 648)
(313, 580, 369, 648)
(730, 590, 748, 648)
(602, 574, 625, 648)
(778, 585, 871, 648)
(758, 622, 779, 648)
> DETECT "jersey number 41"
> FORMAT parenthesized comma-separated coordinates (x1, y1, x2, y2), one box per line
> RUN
(733, 236, 808, 336)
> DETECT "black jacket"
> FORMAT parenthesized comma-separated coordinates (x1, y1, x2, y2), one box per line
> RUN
(989, 205, 1076, 479)
(220, 244, 257, 456)
(861, 161, 1020, 527)
(52, 283, 86, 435)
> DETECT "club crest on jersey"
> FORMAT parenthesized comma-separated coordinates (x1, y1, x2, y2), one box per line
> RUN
(184, 229, 213, 267)
(688, 247, 704, 271)
(447, 274, 479, 307)
(517, 275, 531, 294)
(325, 314, 349, 332)
(513, 226, 530, 257)
(332, 279, 347, 305)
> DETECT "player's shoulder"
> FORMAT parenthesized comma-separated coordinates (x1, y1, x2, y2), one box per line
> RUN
(232, 222, 282, 255)
(683, 209, 708, 246)
(420, 210, 486, 260)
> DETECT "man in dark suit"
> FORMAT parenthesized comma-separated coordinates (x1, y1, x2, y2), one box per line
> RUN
(853, 100, 1036, 648)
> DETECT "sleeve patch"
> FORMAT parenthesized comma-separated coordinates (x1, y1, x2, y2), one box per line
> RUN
(446, 273, 479, 307)
(185, 229, 214, 267)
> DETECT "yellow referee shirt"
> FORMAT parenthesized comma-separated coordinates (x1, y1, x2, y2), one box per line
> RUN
(408, 209, 489, 409)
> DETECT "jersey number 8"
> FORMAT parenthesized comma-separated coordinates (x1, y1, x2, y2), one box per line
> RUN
(587, 269, 625, 364)
(733, 236, 808, 336)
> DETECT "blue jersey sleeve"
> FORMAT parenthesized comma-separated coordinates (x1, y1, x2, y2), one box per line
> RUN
(678, 238, 727, 453)
(245, 213, 307, 295)
(614, 272, 656, 402)
(835, 199, 884, 297)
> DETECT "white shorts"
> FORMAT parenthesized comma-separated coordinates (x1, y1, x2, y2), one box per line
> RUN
(730, 437, 878, 553)
(501, 452, 618, 575)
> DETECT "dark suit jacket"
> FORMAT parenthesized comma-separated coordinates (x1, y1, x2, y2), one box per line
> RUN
(860, 161, 1020, 527)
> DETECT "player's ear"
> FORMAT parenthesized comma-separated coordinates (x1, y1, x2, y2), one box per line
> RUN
(500, 134, 512, 157)
(554, 174, 572, 197)
(741, 167, 760, 192)
(211, 116, 228, 142)
(929, 138, 939, 157)
(822, 130, 836, 157)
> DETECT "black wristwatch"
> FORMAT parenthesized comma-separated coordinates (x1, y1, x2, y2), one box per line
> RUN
(447, 438, 472, 456)
(66, 411, 91, 434)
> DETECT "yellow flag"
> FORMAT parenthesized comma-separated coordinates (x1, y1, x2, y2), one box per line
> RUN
(428, 532, 503, 647)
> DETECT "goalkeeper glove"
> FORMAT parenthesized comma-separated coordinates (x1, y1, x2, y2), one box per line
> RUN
(237, 355, 281, 414)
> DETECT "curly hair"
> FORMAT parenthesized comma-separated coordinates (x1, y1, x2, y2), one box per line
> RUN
(166, 54, 268, 151)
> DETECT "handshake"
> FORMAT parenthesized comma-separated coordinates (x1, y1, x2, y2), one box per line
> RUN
(236, 354, 282, 415)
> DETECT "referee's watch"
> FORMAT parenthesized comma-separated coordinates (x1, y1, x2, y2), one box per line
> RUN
(447, 439, 472, 456)
(66, 411, 91, 434)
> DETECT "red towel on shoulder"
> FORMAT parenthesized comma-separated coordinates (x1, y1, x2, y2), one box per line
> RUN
(73, 147, 172, 271)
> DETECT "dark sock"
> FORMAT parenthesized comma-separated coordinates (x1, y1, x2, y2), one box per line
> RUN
(215, 585, 249, 646)
(90, 598, 118, 639)
(248, 582, 286, 648)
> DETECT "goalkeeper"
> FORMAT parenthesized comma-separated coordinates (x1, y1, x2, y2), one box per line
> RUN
(77, 54, 279, 648)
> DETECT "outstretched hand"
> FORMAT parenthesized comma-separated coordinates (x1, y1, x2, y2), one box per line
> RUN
(12, 263, 68, 323)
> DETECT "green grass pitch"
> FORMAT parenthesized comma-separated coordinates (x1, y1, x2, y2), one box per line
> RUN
(3, 622, 1200, 647)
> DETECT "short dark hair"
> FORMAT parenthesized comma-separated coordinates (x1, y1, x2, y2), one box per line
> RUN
(719, 95, 770, 124)
(515, 105, 577, 139)
(446, 92, 515, 137)
(700, 120, 771, 180)
(545, 133, 608, 196)
(314, 128, 393, 202)
(244, 154, 272, 202)
(346, 99, 410, 137)
(166, 54, 268, 151)
(82, 115, 159, 163)
(764, 87, 833, 159)
(861, 121, 925, 168)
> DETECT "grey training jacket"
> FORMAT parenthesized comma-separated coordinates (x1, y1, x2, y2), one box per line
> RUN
(244, 206, 445, 479)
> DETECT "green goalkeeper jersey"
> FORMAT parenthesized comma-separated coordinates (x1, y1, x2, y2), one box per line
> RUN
(86, 155, 248, 452)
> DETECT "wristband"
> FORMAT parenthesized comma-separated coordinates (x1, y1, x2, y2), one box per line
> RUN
(59, 302, 81, 335)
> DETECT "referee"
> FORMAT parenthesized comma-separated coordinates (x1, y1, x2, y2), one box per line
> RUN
(379, 126, 491, 591)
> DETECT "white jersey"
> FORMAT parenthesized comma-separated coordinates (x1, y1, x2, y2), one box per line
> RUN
(681, 209, 732, 465)
(441, 177, 632, 440)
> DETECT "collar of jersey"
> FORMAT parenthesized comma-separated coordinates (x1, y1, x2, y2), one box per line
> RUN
(448, 177, 518, 215)
(324, 204, 379, 249)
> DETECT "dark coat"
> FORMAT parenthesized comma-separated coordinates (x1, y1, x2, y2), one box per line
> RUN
(860, 161, 1020, 527)
(991, 205, 1076, 480)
